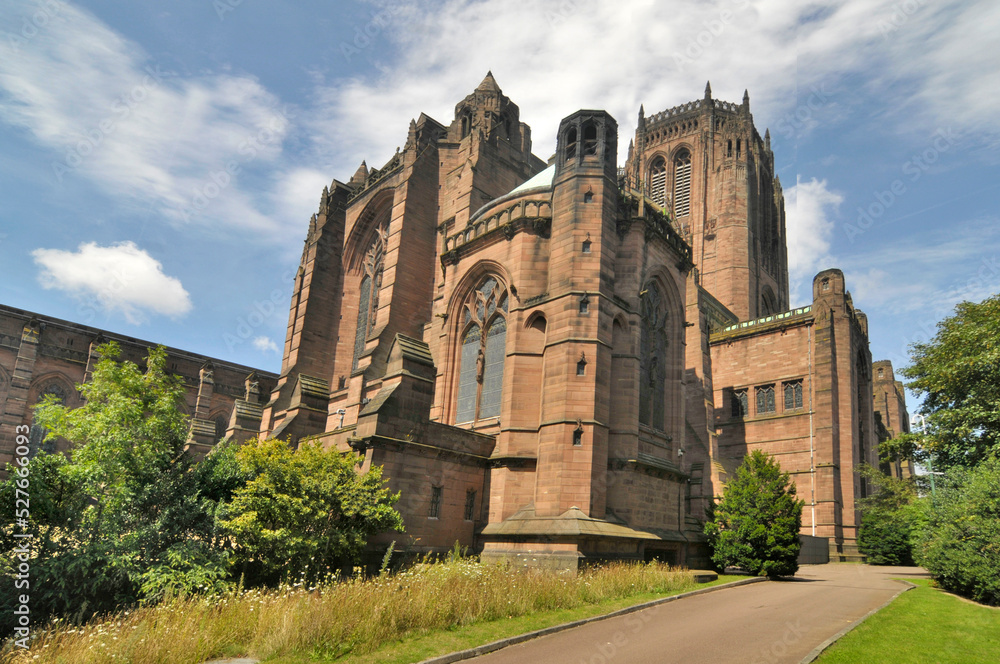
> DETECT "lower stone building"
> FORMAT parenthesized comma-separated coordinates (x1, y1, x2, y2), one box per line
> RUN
(0, 304, 277, 474)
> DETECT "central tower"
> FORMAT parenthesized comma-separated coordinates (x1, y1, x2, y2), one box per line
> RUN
(626, 82, 789, 320)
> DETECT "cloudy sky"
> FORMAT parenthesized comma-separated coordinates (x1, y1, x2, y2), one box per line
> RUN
(1, 0, 998, 407)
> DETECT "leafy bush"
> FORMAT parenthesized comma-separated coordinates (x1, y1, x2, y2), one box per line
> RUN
(220, 437, 404, 587)
(704, 450, 804, 577)
(916, 457, 1000, 605)
(856, 465, 919, 566)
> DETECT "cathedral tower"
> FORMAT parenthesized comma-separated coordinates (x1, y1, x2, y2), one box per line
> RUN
(628, 83, 788, 320)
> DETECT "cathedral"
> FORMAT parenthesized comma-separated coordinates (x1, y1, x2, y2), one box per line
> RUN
(0, 74, 911, 568)
(251, 73, 902, 567)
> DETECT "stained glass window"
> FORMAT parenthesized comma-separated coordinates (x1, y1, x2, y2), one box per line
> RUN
(639, 282, 668, 431)
(756, 385, 776, 414)
(352, 222, 387, 370)
(732, 389, 749, 418)
(455, 276, 508, 424)
(784, 381, 803, 410)
(456, 326, 481, 424)
(479, 318, 506, 418)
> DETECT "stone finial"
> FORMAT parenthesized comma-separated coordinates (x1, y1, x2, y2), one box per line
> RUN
(765, 128, 771, 150)
(704, 80, 712, 99)
(477, 70, 501, 93)
(319, 185, 329, 214)
(742, 89, 750, 110)
(350, 160, 368, 185)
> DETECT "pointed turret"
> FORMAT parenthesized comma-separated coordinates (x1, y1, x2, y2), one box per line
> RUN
(319, 185, 329, 214)
(704, 81, 712, 100)
(350, 161, 368, 186)
(765, 128, 771, 151)
(742, 89, 750, 113)
(477, 70, 501, 93)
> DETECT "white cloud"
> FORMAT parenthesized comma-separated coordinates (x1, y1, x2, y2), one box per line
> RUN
(307, 0, 1000, 175)
(835, 216, 1000, 317)
(0, 0, 292, 234)
(32, 241, 192, 324)
(785, 177, 844, 305)
(252, 336, 280, 353)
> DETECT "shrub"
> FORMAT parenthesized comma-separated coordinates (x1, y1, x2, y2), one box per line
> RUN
(916, 457, 1000, 605)
(856, 465, 918, 566)
(704, 450, 804, 577)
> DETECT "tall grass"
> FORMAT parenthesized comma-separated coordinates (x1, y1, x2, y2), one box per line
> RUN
(1, 559, 697, 664)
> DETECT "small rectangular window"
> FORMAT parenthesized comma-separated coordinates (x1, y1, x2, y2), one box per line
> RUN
(784, 380, 803, 411)
(573, 429, 583, 446)
(731, 389, 749, 418)
(464, 489, 476, 521)
(429, 486, 442, 518)
(756, 385, 776, 414)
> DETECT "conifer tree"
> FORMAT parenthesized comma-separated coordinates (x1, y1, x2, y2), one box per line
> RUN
(704, 450, 804, 577)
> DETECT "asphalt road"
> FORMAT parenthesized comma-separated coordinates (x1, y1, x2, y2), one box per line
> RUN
(467, 564, 929, 664)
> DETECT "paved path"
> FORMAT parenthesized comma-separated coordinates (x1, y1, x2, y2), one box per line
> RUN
(468, 564, 928, 664)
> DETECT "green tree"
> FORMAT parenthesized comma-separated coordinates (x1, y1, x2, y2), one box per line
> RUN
(915, 457, 1000, 605)
(0, 342, 229, 626)
(220, 437, 404, 586)
(704, 450, 804, 577)
(902, 294, 1000, 471)
(856, 464, 920, 565)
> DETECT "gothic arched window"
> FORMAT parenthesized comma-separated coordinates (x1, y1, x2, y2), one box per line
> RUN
(582, 122, 598, 156)
(673, 149, 692, 217)
(455, 276, 509, 424)
(649, 157, 667, 208)
(639, 282, 668, 430)
(565, 128, 577, 161)
(353, 222, 388, 370)
(29, 382, 66, 457)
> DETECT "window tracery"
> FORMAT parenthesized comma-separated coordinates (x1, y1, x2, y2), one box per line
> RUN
(353, 221, 388, 370)
(455, 276, 509, 424)
(639, 282, 668, 430)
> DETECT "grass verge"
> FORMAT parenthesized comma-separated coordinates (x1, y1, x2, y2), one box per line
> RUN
(2, 560, 741, 664)
(267, 574, 749, 664)
(817, 578, 1000, 664)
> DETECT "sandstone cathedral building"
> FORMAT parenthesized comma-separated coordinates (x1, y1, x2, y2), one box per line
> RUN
(0, 74, 912, 568)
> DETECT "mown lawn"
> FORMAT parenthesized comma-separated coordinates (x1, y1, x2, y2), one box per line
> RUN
(818, 578, 1000, 664)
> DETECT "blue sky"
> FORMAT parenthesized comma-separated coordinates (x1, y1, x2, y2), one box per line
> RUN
(1, 0, 998, 414)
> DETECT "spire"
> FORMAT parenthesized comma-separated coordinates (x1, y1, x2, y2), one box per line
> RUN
(477, 70, 501, 93)
(406, 117, 418, 149)
(764, 128, 771, 150)
(704, 81, 712, 99)
(742, 89, 750, 110)
(319, 185, 329, 215)
(350, 160, 368, 186)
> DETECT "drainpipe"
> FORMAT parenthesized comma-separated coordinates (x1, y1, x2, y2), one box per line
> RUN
(809, 324, 816, 537)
